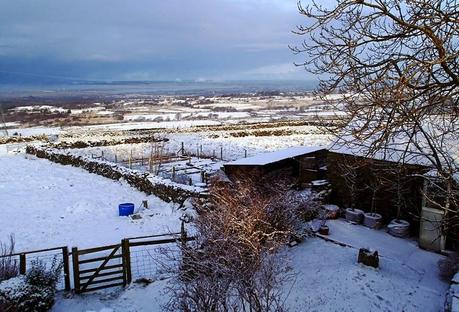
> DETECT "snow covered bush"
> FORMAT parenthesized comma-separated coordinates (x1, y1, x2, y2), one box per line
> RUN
(0, 235, 18, 283)
(0, 258, 63, 312)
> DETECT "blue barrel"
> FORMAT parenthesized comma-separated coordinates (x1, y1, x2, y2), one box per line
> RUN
(119, 203, 135, 216)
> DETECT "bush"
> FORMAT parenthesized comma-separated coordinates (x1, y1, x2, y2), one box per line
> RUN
(26, 258, 63, 289)
(0, 258, 63, 312)
(0, 235, 18, 283)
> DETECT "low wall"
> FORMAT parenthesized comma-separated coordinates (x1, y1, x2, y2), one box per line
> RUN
(50, 136, 167, 149)
(26, 145, 205, 204)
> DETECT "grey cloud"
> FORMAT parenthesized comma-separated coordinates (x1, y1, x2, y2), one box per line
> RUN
(0, 0, 310, 81)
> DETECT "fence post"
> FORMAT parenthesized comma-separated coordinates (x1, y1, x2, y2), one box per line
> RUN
(62, 247, 71, 291)
(121, 239, 132, 285)
(19, 253, 26, 275)
(180, 221, 187, 249)
(72, 247, 81, 294)
(220, 146, 223, 160)
(181, 142, 184, 156)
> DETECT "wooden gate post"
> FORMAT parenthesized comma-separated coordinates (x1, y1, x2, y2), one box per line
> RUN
(121, 239, 132, 285)
(62, 247, 71, 291)
(71, 247, 81, 294)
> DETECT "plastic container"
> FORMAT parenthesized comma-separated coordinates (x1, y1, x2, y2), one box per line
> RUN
(119, 203, 135, 216)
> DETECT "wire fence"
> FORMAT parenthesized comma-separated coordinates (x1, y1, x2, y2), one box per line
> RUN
(0, 247, 69, 291)
(130, 244, 180, 281)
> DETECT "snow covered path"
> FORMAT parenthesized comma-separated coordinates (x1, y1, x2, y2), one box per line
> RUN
(0, 154, 183, 251)
(287, 220, 447, 311)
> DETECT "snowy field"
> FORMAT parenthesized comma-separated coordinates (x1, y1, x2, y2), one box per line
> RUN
(0, 154, 184, 251)
(52, 219, 447, 312)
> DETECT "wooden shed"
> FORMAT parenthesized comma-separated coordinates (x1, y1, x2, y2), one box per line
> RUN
(223, 146, 328, 184)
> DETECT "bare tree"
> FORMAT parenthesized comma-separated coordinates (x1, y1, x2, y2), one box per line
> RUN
(163, 176, 309, 312)
(292, 0, 459, 235)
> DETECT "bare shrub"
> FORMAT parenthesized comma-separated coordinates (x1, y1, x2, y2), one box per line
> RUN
(0, 234, 18, 282)
(163, 177, 304, 312)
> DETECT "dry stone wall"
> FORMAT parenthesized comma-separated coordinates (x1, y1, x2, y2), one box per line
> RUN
(26, 145, 205, 204)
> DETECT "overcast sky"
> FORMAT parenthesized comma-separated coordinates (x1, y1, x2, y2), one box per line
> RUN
(0, 0, 314, 82)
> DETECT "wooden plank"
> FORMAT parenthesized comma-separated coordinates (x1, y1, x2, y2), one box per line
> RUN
(79, 254, 122, 264)
(77, 244, 121, 255)
(80, 269, 124, 280)
(0, 246, 67, 258)
(129, 236, 195, 247)
(126, 232, 180, 241)
(62, 247, 71, 291)
(80, 246, 120, 292)
(79, 263, 123, 274)
(82, 275, 124, 286)
(128, 238, 178, 247)
(81, 282, 125, 293)
(71, 247, 81, 294)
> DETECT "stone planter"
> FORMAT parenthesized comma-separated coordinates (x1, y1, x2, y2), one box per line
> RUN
(388, 219, 410, 238)
(322, 204, 340, 219)
(345, 208, 364, 224)
(363, 212, 382, 229)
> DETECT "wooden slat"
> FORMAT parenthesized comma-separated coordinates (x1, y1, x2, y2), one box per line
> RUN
(77, 244, 121, 255)
(80, 269, 124, 281)
(0, 246, 67, 258)
(126, 232, 180, 241)
(130, 236, 195, 247)
(129, 237, 178, 247)
(81, 282, 125, 293)
(82, 275, 124, 286)
(79, 254, 122, 264)
(79, 263, 123, 274)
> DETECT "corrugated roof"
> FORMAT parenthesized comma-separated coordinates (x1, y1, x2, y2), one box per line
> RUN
(225, 146, 324, 166)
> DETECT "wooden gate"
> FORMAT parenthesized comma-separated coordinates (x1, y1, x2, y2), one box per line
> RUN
(71, 239, 131, 294)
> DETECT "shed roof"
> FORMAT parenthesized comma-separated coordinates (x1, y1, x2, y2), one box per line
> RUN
(225, 146, 325, 167)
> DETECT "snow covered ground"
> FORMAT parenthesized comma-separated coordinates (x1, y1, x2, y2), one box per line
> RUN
(0, 154, 183, 251)
(52, 219, 447, 312)
(287, 220, 447, 311)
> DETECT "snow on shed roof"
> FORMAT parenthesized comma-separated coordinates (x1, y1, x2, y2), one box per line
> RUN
(225, 146, 325, 166)
(328, 138, 433, 167)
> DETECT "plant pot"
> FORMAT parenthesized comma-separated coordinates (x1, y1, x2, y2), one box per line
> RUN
(345, 208, 364, 224)
(322, 204, 340, 219)
(319, 225, 329, 235)
(363, 212, 382, 229)
(388, 219, 410, 238)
